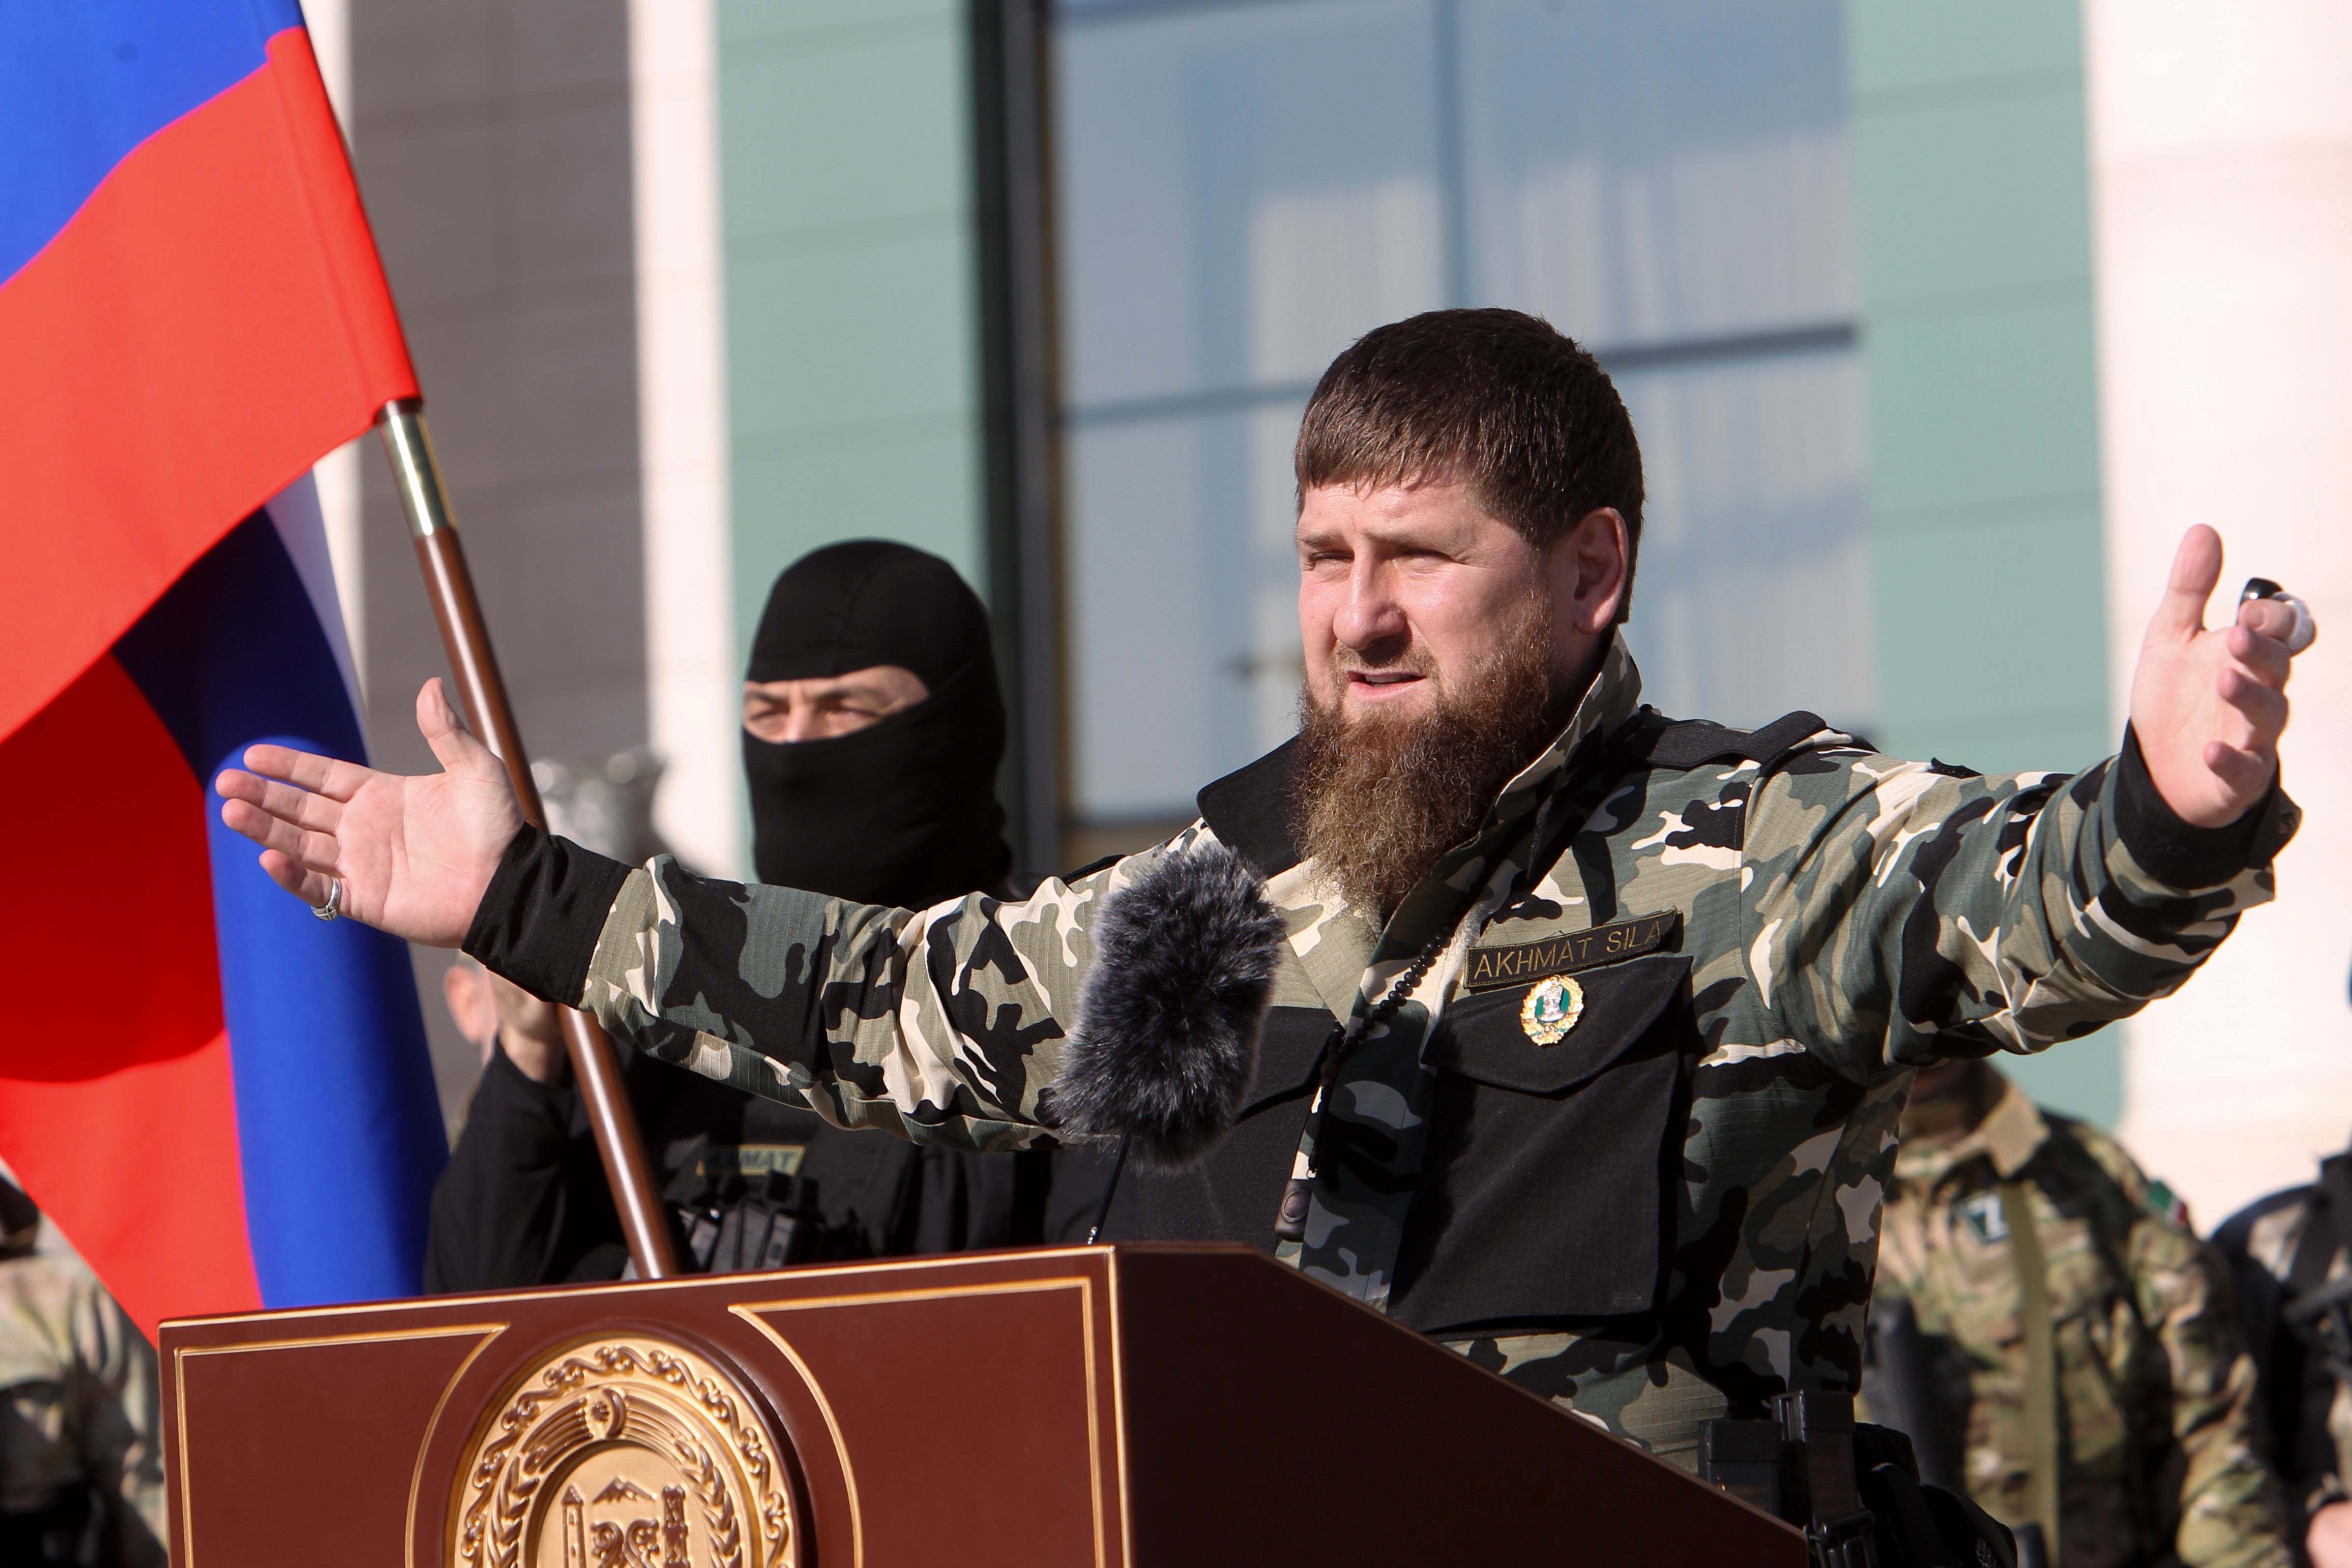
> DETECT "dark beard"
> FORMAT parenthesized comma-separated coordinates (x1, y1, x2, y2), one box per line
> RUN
(1289, 606, 1560, 923)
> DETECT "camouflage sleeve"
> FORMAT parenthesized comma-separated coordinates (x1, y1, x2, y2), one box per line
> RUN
(468, 824, 1207, 1153)
(68, 1275, 166, 1565)
(2130, 1215, 2297, 1566)
(1746, 728, 2297, 1076)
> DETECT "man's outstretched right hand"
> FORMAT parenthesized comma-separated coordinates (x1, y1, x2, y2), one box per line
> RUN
(215, 677, 525, 949)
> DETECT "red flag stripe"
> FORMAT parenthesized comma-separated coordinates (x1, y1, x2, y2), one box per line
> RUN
(0, 28, 415, 748)
(0, 655, 262, 1336)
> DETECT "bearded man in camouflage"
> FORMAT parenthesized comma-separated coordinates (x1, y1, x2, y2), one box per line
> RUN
(217, 308, 2308, 1474)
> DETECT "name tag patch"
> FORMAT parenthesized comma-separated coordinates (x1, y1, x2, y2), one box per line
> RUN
(696, 1143, 807, 1180)
(1464, 911, 1681, 992)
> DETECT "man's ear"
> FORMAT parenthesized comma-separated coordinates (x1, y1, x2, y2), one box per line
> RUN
(1551, 508, 1629, 637)
(444, 960, 491, 1053)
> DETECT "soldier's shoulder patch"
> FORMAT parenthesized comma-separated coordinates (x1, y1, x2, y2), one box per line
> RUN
(1958, 1190, 2009, 1244)
(2145, 1178, 2192, 1231)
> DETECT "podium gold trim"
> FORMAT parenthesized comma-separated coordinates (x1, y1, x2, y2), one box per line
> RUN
(732, 1273, 1109, 1568)
(172, 1321, 508, 1568)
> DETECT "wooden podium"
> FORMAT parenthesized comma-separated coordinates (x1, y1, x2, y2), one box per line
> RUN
(159, 1244, 1802, 1566)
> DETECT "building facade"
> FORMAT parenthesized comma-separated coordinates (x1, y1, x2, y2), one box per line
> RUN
(315, 0, 2347, 1225)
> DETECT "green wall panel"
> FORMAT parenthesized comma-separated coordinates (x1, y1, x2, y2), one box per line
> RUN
(727, 232, 979, 433)
(724, 1, 950, 48)
(1850, 95, 2093, 307)
(729, 428, 982, 644)
(717, 0, 986, 674)
(721, 28, 968, 235)
(1848, 1, 2118, 1126)
(1847, 0, 2080, 96)
(1866, 302, 2102, 516)
(1870, 511, 2106, 765)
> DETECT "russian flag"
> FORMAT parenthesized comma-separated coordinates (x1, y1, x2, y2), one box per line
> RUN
(0, 2, 445, 1337)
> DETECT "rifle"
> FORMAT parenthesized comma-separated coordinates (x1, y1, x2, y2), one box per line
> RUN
(1866, 1296, 1956, 1491)
(1699, 1386, 2019, 1567)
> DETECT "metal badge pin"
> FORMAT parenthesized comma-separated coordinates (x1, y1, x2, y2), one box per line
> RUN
(1520, 974, 1585, 1045)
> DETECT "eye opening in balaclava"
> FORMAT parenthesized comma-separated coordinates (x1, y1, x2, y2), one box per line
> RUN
(743, 540, 1011, 908)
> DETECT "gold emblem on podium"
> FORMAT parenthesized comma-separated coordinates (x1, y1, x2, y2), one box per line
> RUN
(452, 1337, 795, 1568)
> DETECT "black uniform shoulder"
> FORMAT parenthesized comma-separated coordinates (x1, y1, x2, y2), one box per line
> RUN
(1195, 737, 1301, 879)
(1613, 709, 1872, 860)
(2214, 1183, 2321, 1263)
(1630, 708, 1843, 772)
(2031, 1110, 2169, 1236)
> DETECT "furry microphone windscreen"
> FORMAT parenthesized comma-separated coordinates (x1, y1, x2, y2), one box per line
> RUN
(1053, 843, 1287, 1167)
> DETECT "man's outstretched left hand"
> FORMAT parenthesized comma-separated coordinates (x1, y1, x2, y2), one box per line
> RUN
(2129, 525, 2307, 828)
(214, 677, 523, 948)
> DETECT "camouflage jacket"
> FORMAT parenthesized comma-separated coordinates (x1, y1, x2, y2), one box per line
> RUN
(471, 638, 2296, 1468)
(0, 1249, 166, 1565)
(1863, 1062, 2291, 1568)
(2214, 1149, 2352, 1524)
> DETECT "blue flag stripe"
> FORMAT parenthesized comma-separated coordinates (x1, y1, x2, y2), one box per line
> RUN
(113, 507, 444, 1308)
(0, 0, 307, 287)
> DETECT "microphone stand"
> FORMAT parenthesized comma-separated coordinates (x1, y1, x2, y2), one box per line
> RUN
(1085, 1133, 1132, 1245)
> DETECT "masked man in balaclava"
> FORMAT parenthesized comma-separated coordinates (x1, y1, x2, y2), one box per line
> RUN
(423, 541, 1102, 1289)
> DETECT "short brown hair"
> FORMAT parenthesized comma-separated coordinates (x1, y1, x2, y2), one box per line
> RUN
(1295, 308, 1645, 618)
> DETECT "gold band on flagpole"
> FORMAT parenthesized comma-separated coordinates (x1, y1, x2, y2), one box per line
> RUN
(376, 402, 454, 539)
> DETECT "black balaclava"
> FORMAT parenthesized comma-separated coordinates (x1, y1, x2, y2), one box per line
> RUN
(744, 540, 1012, 908)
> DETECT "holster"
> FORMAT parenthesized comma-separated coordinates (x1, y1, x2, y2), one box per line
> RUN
(1699, 1392, 2017, 1568)
(2286, 1270, 2352, 1389)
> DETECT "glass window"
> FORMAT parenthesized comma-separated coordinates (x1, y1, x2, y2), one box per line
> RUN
(1053, 0, 1867, 842)
(1458, 0, 1857, 343)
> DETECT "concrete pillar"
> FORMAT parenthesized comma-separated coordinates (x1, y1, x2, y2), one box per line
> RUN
(632, 0, 740, 878)
(2090, 0, 2352, 1222)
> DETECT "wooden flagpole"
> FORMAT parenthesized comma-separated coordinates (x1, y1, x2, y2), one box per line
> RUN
(376, 398, 679, 1280)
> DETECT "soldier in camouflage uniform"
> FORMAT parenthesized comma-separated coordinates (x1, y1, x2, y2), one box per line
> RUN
(2214, 1115, 2352, 1567)
(0, 1177, 165, 1566)
(1864, 1057, 2290, 1567)
(217, 308, 2310, 1477)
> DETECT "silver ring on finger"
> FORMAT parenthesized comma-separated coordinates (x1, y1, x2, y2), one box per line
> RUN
(2279, 595, 2316, 654)
(2241, 577, 2319, 654)
(311, 878, 342, 922)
